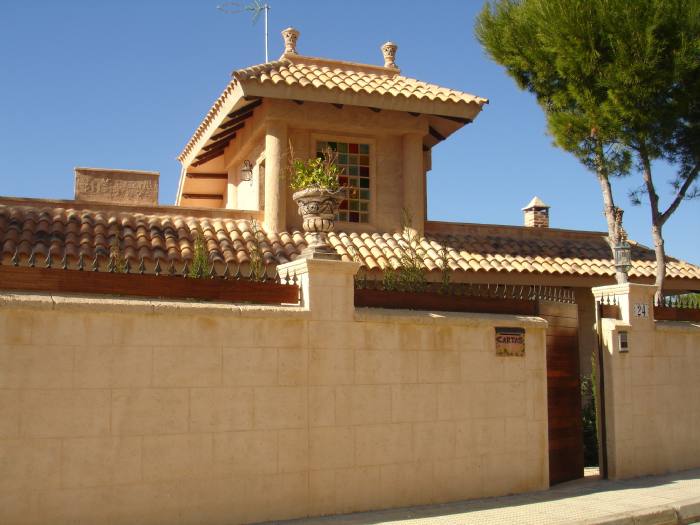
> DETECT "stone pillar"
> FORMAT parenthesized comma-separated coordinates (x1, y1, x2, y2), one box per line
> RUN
(277, 258, 360, 321)
(264, 119, 287, 233)
(591, 283, 657, 480)
(402, 132, 425, 236)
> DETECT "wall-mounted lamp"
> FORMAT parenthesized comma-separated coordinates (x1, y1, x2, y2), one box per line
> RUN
(240, 160, 253, 182)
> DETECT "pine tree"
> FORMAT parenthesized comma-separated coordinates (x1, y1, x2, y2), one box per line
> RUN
(476, 0, 699, 292)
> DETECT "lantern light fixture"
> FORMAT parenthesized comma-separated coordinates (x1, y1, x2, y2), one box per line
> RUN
(613, 235, 632, 282)
(240, 160, 253, 182)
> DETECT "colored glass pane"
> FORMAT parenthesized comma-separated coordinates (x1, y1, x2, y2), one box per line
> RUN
(316, 140, 370, 223)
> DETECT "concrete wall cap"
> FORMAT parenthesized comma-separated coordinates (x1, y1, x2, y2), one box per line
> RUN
(592, 283, 658, 297)
(655, 320, 700, 333)
(277, 258, 361, 276)
(0, 292, 308, 318)
(355, 307, 548, 327)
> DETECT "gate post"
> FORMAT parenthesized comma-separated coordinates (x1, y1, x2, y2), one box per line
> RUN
(591, 283, 657, 479)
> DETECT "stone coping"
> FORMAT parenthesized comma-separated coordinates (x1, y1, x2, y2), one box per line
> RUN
(0, 291, 308, 318)
(655, 320, 700, 333)
(355, 306, 548, 327)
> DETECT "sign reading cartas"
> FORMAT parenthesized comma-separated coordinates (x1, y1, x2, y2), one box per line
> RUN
(495, 327, 525, 356)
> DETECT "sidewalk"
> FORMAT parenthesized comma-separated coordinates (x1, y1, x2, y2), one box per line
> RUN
(270, 468, 700, 525)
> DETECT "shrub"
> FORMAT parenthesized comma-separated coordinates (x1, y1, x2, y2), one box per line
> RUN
(289, 146, 343, 191)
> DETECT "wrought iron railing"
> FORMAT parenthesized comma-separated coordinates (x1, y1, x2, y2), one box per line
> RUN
(0, 248, 299, 305)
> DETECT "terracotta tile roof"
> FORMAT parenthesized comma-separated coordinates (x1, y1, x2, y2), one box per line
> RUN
(178, 55, 487, 163)
(2, 199, 699, 283)
(233, 56, 488, 107)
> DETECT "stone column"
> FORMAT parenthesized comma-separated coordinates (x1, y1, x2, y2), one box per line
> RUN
(277, 258, 360, 322)
(591, 283, 657, 480)
(402, 132, 425, 236)
(264, 119, 287, 232)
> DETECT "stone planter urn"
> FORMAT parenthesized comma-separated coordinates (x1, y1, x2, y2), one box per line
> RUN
(293, 187, 346, 260)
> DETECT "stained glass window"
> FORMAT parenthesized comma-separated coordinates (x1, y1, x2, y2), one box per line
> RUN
(316, 140, 370, 223)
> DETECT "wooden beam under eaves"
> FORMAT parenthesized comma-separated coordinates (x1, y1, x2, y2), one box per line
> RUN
(210, 122, 245, 143)
(185, 172, 228, 180)
(220, 111, 253, 130)
(429, 126, 446, 142)
(204, 131, 238, 152)
(192, 148, 225, 167)
(182, 193, 224, 200)
(226, 98, 262, 120)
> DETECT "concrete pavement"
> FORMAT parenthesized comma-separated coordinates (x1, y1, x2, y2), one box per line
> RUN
(265, 468, 700, 525)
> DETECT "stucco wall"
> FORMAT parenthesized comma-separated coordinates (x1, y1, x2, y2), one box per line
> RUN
(595, 284, 700, 480)
(0, 259, 548, 525)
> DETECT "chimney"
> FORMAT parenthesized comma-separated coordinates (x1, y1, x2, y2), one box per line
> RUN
(381, 41, 398, 69)
(281, 27, 299, 57)
(522, 196, 550, 228)
(74, 167, 159, 206)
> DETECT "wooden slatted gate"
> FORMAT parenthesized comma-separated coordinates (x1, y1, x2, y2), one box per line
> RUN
(539, 300, 584, 485)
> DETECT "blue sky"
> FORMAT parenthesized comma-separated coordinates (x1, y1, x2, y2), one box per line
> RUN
(1, 0, 697, 264)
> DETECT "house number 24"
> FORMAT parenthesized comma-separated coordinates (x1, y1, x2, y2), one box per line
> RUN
(633, 303, 649, 318)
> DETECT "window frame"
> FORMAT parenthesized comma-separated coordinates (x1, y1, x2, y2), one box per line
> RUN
(310, 133, 376, 227)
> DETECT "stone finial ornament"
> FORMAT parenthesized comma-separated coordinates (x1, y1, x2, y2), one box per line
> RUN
(281, 27, 300, 56)
(381, 41, 398, 69)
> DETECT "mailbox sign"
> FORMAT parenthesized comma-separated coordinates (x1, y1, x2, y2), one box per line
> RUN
(495, 327, 526, 356)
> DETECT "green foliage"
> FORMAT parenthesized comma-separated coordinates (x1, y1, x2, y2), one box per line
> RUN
(188, 232, 211, 279)
(382, 209, 428, 293)
(437, 245, 452, 294)
(476, 0, 700, 292)
(109, 237, 126, 273)
(289, 146, 343, 192)
(581, 372, 599, 467)
(247, 218, 267, 282)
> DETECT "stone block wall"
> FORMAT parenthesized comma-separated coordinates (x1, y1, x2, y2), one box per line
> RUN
(594, 283, 700, 480)
(0, 259, 548, 524)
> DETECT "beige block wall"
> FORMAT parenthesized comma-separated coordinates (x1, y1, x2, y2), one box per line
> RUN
(595, 284, 700, 480)
(0, 262, 548, 525)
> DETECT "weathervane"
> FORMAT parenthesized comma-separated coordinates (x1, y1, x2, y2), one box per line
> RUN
(217, 1, 271, 63)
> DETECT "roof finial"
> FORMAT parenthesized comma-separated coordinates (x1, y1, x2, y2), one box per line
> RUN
(381, 41, 398, 69)
(281, 27, 299, 57)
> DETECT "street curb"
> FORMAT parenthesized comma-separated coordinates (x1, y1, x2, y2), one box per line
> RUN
(672, 497, 700, 524)
(578, 499, 700, 525)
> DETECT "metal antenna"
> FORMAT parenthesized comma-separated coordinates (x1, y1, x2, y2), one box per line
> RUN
(217, 1, 271, 63)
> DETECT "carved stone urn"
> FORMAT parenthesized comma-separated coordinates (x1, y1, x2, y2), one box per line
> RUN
(293, 187, 346, 259)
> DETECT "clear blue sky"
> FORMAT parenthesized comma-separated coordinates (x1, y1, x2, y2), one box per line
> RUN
(1, 0, 697, 264)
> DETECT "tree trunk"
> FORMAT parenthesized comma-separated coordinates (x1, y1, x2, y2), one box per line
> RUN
(594, 142, 627, 284)
(639, 148, 666, 299)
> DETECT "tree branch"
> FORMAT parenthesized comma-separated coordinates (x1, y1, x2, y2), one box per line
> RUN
(659, 162, 699, 225)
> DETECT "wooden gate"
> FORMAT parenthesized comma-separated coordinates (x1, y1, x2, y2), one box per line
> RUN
(539, 300, 583, 485)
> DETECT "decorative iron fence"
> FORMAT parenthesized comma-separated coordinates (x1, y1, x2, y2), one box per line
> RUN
(654, 294, 700, 322)
(595, 294, 621, 320)
(354, 276, 575, 316)
(0, 250, 299, 305)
